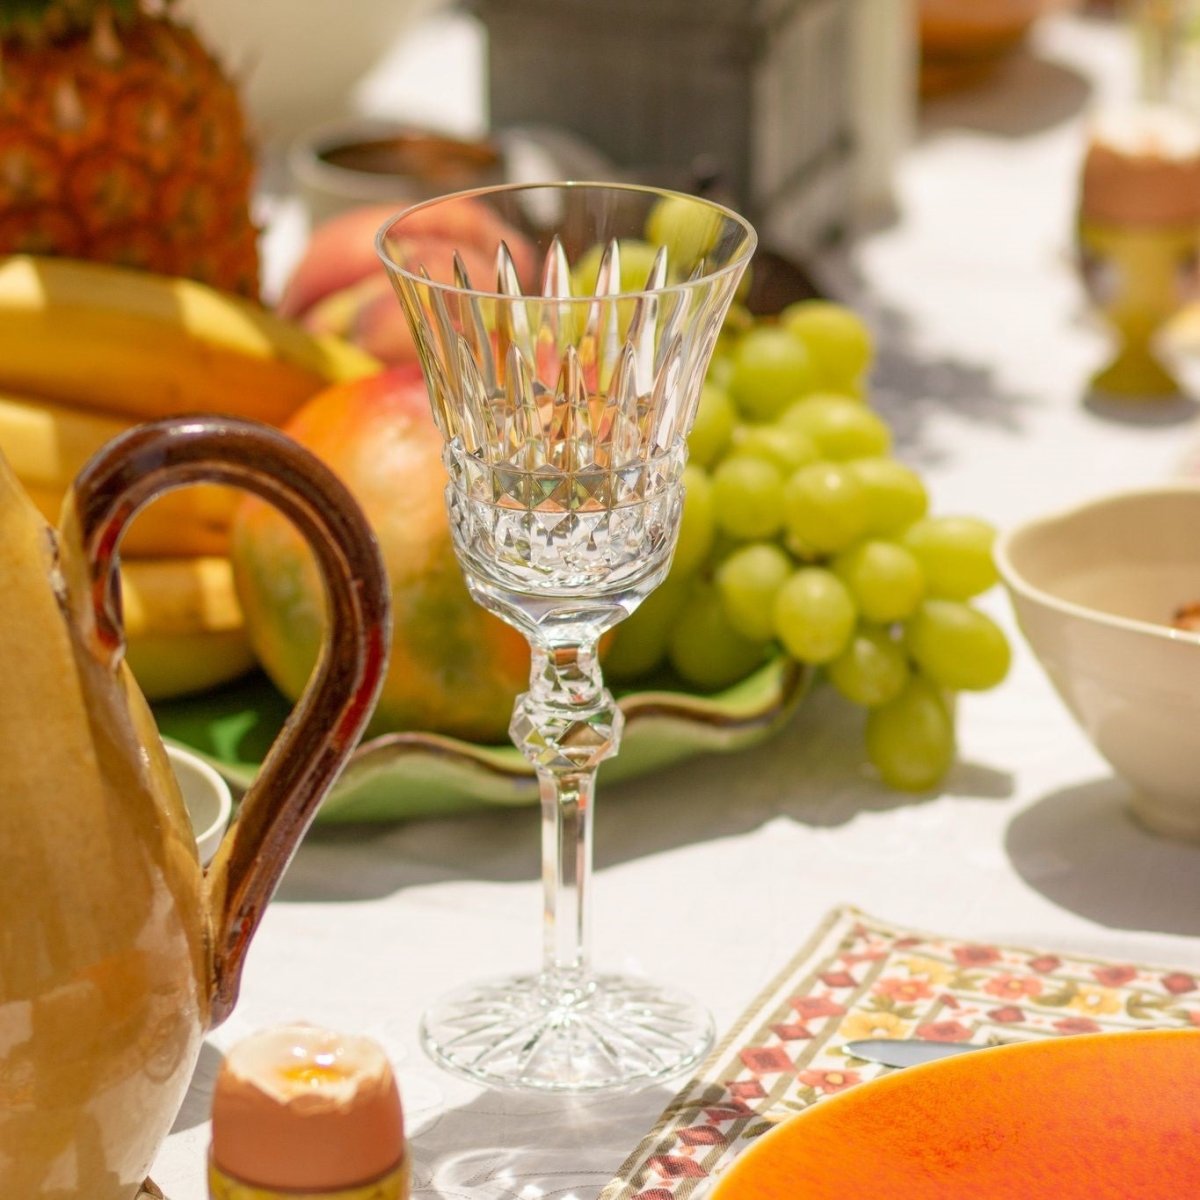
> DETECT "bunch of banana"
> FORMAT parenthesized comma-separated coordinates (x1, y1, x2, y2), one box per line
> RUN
(0, 255, 375, 420)
(0, 255, 381, 700)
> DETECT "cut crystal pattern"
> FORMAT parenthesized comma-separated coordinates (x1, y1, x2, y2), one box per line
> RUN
(396, 236, 735, 604)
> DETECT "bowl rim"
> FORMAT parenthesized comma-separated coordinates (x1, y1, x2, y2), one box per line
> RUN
(994, 482, 1200, 647)
(166, 741, 233, 843)
(289, 116, 504, 200)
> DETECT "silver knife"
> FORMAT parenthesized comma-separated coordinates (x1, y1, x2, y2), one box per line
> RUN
(842, 1038, 997, 1068)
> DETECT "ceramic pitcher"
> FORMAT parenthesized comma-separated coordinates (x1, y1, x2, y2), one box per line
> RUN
(0, 417, 390, 1200)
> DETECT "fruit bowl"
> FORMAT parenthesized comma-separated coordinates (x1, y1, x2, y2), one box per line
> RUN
(155, 654, 808, 823)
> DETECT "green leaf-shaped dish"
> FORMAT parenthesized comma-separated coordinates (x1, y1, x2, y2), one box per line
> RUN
(153, 656, 809, 823)
(154, 251, 822, 824)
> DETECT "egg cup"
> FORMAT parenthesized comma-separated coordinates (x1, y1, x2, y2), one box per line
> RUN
(1078, 218, 1200, 399)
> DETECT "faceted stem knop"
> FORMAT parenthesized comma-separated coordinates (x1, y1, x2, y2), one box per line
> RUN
(510, 641, 623, 775)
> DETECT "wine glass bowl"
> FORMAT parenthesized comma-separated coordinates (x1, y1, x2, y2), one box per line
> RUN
(377, 182, 755, 1092)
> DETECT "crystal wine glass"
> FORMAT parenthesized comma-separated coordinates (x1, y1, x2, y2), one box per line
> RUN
(376, 182, 756, 1092)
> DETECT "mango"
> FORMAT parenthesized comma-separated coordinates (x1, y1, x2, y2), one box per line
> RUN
(231, 366, 530, 743)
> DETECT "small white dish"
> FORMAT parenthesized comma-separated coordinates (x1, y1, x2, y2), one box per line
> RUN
(167, 743, 233, 866)
(996, 484, 1200, 840)
(289, 118, 504, 225)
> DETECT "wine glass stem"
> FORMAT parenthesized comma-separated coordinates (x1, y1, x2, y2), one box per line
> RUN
(538, 764, 595, 995)
(511, 638, 623, 1005)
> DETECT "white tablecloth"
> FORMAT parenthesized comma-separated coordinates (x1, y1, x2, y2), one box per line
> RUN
(155, 12, 1200, 1198)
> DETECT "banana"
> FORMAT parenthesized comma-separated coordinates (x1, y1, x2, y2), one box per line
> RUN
(124, 630, 256, 701)
(0, 391, 132, 487)
(0, 256, 380, 423)
(0, 392, 238, 556)
(120, 556, 256, 700)
(121, 556, 244, 639)
(25, 481, 234, 558)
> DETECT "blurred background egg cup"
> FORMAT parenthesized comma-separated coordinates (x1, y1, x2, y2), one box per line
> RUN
(1078, 104, 1200, 401)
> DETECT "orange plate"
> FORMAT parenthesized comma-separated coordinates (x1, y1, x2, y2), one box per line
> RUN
(710, 1030, 1200, 1199)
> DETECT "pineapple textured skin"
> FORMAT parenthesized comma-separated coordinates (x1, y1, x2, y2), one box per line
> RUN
(0, 1, 260, 297)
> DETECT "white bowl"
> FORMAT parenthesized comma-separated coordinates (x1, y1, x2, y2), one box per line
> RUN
(167, 743, 233, 866)
(177, 0, 447, 141)
(996, 485, 1200, 840)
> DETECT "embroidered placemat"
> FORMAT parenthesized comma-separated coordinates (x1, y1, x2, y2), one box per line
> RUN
(600, 905, 1200, 1199)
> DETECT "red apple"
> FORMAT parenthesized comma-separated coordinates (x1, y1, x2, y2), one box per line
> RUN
(278, 200, 538, 367)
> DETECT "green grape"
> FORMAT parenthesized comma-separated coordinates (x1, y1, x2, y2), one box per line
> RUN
(849, 457, 929, 536)
(780, 393, 891, 460)
(865, 675, 955, 791)
(713, 304, 753, 362)
(780, 300, 874, 391)
(772, 567, 857, 664)
(735, 262, 754, 303)
(566, 239, 669, 341)
(673, 465, 715, 576)
(712, 455, 785, 540)
(605, 574, 690, 681)
(571, 238, 667, 295)
(715, 542, 793, 641)
(781, 462, 868, 557)
(900, 515, 999, 600)
(832, 539, 925, 624)
(905, 599, 1011, 691)
(668, 582, 767, 690)
(708, 354, 735, 390)
(727, 423, 819, 473)
(722, 302, 756, 338)
(645, 193, 721, 269)
(689, 383, 737, 468)
(728, 326, 814, 422)
(827, 625, 910, 707)
(707, 529, 746, 569)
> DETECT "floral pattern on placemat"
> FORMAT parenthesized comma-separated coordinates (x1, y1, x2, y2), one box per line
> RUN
(599, 906, 1200, 1200)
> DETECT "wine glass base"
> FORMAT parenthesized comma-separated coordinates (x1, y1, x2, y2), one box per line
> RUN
(419, 972, 715, 1093)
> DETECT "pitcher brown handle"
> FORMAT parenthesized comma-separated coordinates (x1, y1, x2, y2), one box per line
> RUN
(60, 416, 390, 1026)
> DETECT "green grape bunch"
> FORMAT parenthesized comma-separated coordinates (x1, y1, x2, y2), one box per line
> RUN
(607, 289, 1010, 793)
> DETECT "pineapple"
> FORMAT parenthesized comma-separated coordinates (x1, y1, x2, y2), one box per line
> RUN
(0, 0, 259, 297)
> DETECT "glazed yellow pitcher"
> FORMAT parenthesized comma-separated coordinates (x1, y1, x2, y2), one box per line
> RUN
(0, 417, 390, 1200)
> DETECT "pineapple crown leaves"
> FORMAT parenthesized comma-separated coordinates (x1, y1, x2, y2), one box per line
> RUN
(0, 0, 175, 42)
